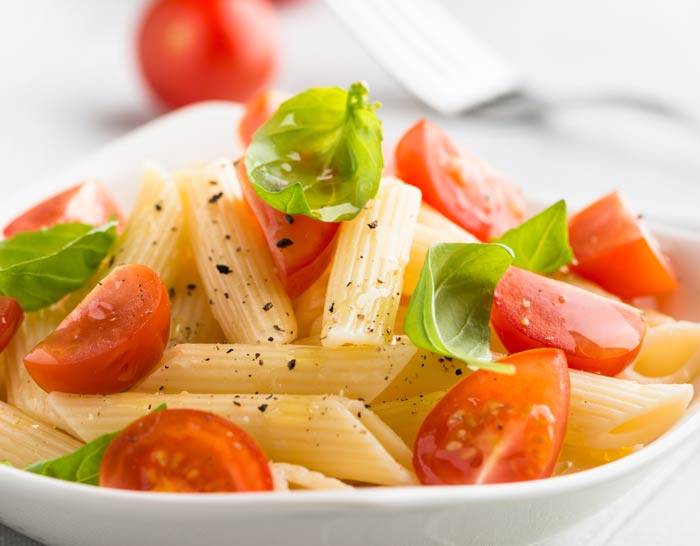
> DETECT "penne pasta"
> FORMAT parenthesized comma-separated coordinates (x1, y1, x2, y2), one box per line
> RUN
(0, 400, 84, 468)
(3, 305, 66, 425)
(374, 370, 694, 451)
(134, 343, 417, 402)
(177, 160, 297, 344)
(417, 203, 477, 238)
(321, 178, 421, 347)
(554, 444, 639, 476)
(619, 321, 700, 384)
(292, 267, 329, 340)
(270, 462, 352, 490)
(47, 392, 416, 486)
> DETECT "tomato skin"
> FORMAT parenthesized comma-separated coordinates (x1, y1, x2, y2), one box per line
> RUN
(2, 182, 124, 238)
(235, 160, 338, 297)
(394, 119, 524, 241)
(24, 264, 170, 394)
(238, 88, 289, 146)
(100, 409, 274, 493)
(491, 267, 646, 376)
(137, 0, 279, 109)
(0, 297, 23, 353)
(414, 348, 570, 485)
(568, 192, 677, 299)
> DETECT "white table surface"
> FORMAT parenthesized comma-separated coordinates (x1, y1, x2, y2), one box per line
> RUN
(0, 1, 699, 545)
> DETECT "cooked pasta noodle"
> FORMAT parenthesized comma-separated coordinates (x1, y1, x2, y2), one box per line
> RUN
(270, 462, 352, 490)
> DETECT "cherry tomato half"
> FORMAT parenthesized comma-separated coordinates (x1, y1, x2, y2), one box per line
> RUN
(414, 348, 570, 485)
(0, 297, 23, 353)
(491, 267, 646, 376)
(568, 191, 677, 299)
(100, 409, 274, 493)
(2, 181, 123, 238)
(24, 264, 170, 394)
(238, 88, 289, 147)
(137, 0, 279, 109)
(235, 160, 338, 297)
(395, 119, 525, 241)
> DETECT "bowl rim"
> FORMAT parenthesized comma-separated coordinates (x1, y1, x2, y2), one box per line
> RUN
(0, 100, 698, 511)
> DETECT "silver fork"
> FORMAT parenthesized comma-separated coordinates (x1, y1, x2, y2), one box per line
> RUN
(324, 0, 700, 131)
(323, 0, 521, 115)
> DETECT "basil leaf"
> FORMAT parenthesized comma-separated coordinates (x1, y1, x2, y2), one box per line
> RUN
(25, 431, 119, 485)
(25, 403, 167, 485)
(244, 81, 384, 222)
(495, 200, 573, 274)
(404, 243, 515, 373)
(0, 221, 117, 311)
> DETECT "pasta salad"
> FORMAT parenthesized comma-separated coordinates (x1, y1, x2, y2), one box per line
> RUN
(0, 82, 696, 492)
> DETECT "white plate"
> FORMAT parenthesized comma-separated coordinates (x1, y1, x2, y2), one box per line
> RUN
(0, 102, 698, 546)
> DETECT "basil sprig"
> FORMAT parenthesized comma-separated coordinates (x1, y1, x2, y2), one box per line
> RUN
(25, 404, 167, 485)
(0, 220, 117, 311)
(244, 81, 384, 222)
(495, 200, 573, 274)
(403, 243, 515, 373)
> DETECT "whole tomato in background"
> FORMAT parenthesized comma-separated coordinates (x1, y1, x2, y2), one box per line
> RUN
(137, 0, 279, 108)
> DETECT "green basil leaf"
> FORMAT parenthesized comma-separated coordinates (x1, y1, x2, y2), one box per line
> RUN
(244, 81, 384, 222)
(404, 243, 515, 373)
(25, 403, 168, 485)
(0, 220, 117, 311)
(25, 431, 119, 485)
(495, 200, 573, 274)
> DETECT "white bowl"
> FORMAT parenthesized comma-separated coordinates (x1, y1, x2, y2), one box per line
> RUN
(0, 102, 698, 546)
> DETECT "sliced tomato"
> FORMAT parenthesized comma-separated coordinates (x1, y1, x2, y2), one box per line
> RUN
(238, 88, 289, 147)
(414, 348, 570, 485)
(100, 408, 273, 493)
(568, 192, 677, 299)
(394, 119, 524, 241)
(24, 264, 170, 394)
(0, 297, 23, 353)
(491, 267, 646, 376)
(235, 160, 338, 297)
(3, 181, 124, 238)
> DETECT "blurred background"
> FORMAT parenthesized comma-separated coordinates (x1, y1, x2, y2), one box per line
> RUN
(1, 0, 699, 228)
(0, 3, 699, 544)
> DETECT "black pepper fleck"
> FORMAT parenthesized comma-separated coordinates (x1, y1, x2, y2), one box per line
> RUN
(216, 264, 232, 274)
(287, 359, 296, 370)
(262, 302, 273, 311)
(208, 191, 224, 204)
(257, 404, 268, 413)
(276, 238, 294, 248)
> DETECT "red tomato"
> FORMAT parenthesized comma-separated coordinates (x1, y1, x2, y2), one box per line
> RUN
(100, 409, 274, 493)
(414, 348, 570, 485)
(24, 264, 170, 394)
(238, 88, 289, 146)
(3, 181, 123, 238)
(394, 119, 525, 241)
(235, 160, 338, 297)
(0, 297, 23, 353)
(137, 0, 279, 109)
(569, 192, 677, 299)
(491, 267, 646, 376)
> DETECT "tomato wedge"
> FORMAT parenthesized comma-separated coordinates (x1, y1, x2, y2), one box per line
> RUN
(394, 119, 524, 241)
(24, 264, 170, 394)
(238, 88, 289, 146)
(235, 160, 338, 297)
(3, 181, 123, 238)
(414, 348, 570, 485)
(568, 191, 677, 299)
(100, 408, 274, 493)
(0, 296, 23, 353)
(491, 267, 646, 376)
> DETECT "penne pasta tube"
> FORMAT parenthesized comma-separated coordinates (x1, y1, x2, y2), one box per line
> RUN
(0, 400, 84, 468)
(618, 321, 700, 384)
(374, 370, 694, 451)
(177, 160, 297, 344)
(292, 267, 329, 340)
(46, 392, 416, 486)
(403, 222, 478, 296)
(321, 178, 421, 347)
(134, 343, 417, 402)
(270, 462, 352, 491)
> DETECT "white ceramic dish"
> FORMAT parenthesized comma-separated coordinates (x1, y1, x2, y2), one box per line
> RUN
(0, 102, 698, 546)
